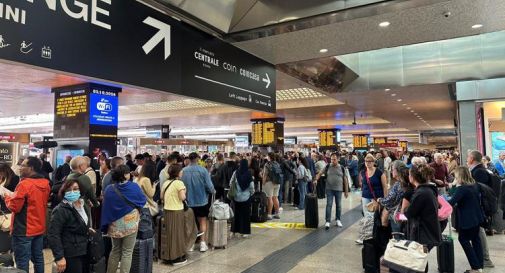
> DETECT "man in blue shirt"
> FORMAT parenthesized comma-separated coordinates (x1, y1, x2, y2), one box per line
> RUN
(493, 152, 505, 177)
(181, 152, 215, 252)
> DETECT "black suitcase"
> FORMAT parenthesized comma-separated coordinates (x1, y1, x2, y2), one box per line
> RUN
(316, 178, 326, 199)
(251, 191, 268, 223)
(362, 239, 379, 273)
(130, 238, 154, 273)
(90, 257, 106, 273)
(154, 215, 163, 260)
(304, 193, 318, 228)
(437, 235, 455, 273)
(0, 231, 10, 253)
(437, 217, 455, 273)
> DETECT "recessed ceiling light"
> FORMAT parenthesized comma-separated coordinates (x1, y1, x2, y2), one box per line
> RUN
(385, 88, 391, 92)
(407, 107, 411, 110)
(402, 104, 407, 106)
(391, 93, 397, 97)
(472, 24, 483, 29)
(379, 21, 391, 27)
(397, 99, 403, 102)
(410, 110, 414, 112)
(319, 48, 328, 53)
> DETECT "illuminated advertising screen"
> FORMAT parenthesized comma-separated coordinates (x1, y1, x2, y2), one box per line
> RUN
(89, 89, 118, 126)
(491, 132, 505, 161)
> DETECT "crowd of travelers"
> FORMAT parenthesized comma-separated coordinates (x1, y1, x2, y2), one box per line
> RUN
(0, 148, 504, 273)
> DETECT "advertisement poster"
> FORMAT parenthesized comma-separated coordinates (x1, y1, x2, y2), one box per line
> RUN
(491, 132, 505, 161)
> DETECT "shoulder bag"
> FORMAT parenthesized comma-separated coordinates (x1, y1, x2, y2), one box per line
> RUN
(68, 203, 104, 265)
(227, 172, 237, 200)
(381, 238, 428, 273)
(365, 170, 380, 212)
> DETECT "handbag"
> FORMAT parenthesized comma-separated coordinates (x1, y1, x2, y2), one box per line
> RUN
(87, 230, 105, 264)
(227, 172, 237, 200)
(365, 170, 380, 212)
(209, 194, 234, 220)
(381, 239, 428, 273)
(437, 195, 453, 221)
(0, 210, 11, 232)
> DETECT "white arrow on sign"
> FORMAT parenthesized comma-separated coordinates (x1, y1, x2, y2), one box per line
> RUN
(262, 73, 271, 89)
(142, 17, 171, 60)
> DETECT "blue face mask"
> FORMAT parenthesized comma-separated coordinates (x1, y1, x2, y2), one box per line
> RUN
(64, 191, 81, 202)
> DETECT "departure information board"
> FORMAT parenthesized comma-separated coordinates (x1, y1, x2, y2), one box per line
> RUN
(318, 129, 339, 148)
(373, 137, 387, 146)
(353, 134, 370, 149)
(251, 118, 284, 146)
(53, 87, 90, 139)
(400, 141, 408, 151)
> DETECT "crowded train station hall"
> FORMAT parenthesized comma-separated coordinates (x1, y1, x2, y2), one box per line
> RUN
(0, 1, 505, 273)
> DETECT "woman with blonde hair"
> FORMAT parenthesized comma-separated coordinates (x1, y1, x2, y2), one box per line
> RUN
(448, 166, 484, 273)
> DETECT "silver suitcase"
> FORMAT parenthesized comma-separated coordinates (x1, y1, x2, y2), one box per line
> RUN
(208, 219, 228, 249)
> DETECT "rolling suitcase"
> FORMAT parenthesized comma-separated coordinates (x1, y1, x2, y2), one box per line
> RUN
(362, 239, 379, 273)
(304, 193, 319, 228)
(208, 219, 228, 249)
(437, 217, 455, 273)
(130, 238, 154, 273)
(250, 183, 268, 223)
(154, 215, 164, 260)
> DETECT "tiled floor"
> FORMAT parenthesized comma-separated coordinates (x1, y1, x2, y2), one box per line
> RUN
(33, 191, 505, 272)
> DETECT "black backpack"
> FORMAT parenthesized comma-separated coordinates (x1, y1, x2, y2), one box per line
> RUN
(478, 182, 498, 217)
(268, 161, 284, 185)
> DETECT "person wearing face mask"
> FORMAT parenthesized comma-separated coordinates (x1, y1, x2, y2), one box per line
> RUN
(48, 179, 92, 273)
(101, 165, 146, 273)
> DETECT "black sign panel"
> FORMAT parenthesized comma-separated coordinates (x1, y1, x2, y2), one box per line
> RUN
(0, 0, 275, 112)
(53, 83, 121, 139)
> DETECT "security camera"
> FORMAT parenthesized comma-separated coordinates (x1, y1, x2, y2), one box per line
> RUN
(443, 11, 451, 18)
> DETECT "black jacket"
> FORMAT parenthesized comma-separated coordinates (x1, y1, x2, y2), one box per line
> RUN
(48, 201, 90, 261)
(471, 164, 492, 187)
(405, 183, 441, 248)
(449, 184, 484, 230)
(214, 161, 238, 189)
(281, 159, 297, 182)
(54, 163, 71, 182)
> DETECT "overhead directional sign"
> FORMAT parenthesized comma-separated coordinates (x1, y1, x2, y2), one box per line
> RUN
(0, 0, 276, 112)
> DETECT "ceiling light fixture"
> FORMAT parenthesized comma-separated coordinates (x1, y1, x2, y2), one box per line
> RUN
(407, 107, 411, 110)
(472, 24, 483, 29)
(385, 89, 391, 92)
(397, 99, 402, 102)
(391, 93, 397, 97)
(319, 48, 328, 53)
(379, 21, 391, 27)
(402, 104, 407, 106)
(410, 110, 415, 113)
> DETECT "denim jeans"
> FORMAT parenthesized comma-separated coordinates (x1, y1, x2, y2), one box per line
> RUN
(12, 235, 44, 273)
(459, 225, 484, 270)
(297, 180, 308, 210)
(325, 190, 342, 222)
(107, 231, 138, 273)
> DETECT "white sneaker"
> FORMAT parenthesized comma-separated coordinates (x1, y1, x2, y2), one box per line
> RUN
(325, 222, 330, 230)
(336, 220, 343, 227)
(188, 244, 195, 252)
(200, 241, 208, 252)
(279, 207, 283, 213)
(355, 239, 363, 245)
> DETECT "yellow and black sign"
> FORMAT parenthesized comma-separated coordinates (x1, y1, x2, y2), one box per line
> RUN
(399, 141, 408, 151)
(353, 134, 369, 149)
(373, 137, 387, 145)
(251, 222, 311, 230)
(251, 118, 284, 146)
(319, 129, 339, 147)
